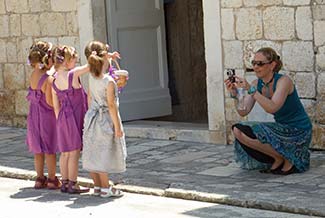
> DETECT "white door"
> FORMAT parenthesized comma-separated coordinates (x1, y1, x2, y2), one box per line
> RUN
(106, 0, 172, 121)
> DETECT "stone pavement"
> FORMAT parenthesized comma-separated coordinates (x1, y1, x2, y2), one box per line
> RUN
(1, 126, 325, 217)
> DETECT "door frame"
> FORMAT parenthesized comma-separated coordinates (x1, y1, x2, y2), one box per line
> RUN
(202, 0, 226, 142)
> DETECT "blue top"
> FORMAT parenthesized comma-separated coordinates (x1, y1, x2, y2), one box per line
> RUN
(257, 73, 312, 130)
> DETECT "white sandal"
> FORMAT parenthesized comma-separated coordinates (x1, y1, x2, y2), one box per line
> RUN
(100, 186, 123, 198)
(92, 187, 101, 196)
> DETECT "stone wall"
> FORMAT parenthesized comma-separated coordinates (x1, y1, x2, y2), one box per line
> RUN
(221, 0, 325, 149)
(0, 0, 80, 127)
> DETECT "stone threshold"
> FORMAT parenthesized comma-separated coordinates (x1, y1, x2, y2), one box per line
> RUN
(123, 121, 226, 144)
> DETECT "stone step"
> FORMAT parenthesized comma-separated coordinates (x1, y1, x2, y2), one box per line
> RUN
(123, 121, 226, 144)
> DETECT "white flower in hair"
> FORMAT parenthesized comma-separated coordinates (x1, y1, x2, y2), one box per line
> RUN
(91, 51, 97, 55)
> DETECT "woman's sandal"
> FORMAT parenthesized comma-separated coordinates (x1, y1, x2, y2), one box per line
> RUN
(60, 179, 69, 193)
(100, 186, 123, 198)
(47, 176, 61, 190)
(273, 165, 298, 176)
(34, 176, 47, 189)
(259, 161, 284, 174)
(67, 181, 90, 194)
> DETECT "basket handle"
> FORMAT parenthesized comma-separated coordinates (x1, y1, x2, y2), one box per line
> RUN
(109, 58, 121, 70)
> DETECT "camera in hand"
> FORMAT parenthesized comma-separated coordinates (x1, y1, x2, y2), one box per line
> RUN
(226, 69, 236, 83)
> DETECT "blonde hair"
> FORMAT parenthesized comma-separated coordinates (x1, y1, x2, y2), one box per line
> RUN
(28, 41, 54, 70)
(256, 47, 283, 73)
(53, 45, 78, 70)
(84, 41, 108, 77)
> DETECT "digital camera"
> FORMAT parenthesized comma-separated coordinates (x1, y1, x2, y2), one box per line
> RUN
(226, 69, 236, 83)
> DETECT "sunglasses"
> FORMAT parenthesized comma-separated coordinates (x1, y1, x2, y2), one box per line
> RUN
(251, 60, 272, 67)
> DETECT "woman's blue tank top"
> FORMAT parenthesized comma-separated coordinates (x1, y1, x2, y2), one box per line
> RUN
(257, 73, 312, 130)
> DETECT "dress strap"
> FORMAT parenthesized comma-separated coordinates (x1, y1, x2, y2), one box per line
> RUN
(37, 74, 49, 90)
(52, 79, 60, 93)
(68, 70, 74, 89)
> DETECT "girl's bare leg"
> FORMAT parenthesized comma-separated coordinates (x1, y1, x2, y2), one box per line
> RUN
(68, 149, 80, 182)
(34, 153, 45, 178)
(90, 172, 101, 187)
(45, 154, 57, 179)
(34, 153, 47, 188)
(98, 172, 109, 188)
(90, 172, 102, 195)
(60, 152, 69, 180)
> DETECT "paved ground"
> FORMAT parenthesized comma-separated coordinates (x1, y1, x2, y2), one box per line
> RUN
(1, 127, 325, 217)
(2, 177, 320, 218)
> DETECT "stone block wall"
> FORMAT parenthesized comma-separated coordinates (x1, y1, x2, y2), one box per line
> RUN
(0, 0, 79, 127)
(221, 0, 325, 149)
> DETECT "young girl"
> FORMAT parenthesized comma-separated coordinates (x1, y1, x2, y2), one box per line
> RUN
(26, 41, 60, 189)
(51, 45, 90, 194)
(82, 41, 126, 198)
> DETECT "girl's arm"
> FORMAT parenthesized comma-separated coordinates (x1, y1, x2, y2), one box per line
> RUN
(252, 76, 293, 114)
(71, 64, 90, 88)
(106, 81, 123, 138)
(52, 88, 60, 119)
(107, 51, 121, 60)
(73, 64, 90, 78)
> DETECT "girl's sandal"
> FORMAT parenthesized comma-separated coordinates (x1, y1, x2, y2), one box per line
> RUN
(60, 179, 69, 193)
(34, 176, 47, 189)
(92, 187, 101, 196)
(100, 186, 123, 198)
(67, 181, 90, 194)
(47, 176, 61, 190)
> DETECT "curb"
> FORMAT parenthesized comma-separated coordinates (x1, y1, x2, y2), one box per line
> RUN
(1, 166, 324, 217)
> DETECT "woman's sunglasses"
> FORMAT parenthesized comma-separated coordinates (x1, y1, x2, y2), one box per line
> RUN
(251, 60, 272, 67)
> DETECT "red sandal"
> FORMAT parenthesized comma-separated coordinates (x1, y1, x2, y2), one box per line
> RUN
(34, 176, 47, 189)
(47, 176, 61, 190)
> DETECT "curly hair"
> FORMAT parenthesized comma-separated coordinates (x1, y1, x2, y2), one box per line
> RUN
(28, 41, 54, 70)
(53, 45, 78, 70)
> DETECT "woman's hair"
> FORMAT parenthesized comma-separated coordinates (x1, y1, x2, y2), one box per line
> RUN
(84, 41, 109, 77)
(53, 45, 78, 70)
(28, 41, 54, 70)
(256, 47, 283, 73)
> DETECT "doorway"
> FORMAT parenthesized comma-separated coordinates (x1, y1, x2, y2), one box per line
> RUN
(154, 0, 208, 123)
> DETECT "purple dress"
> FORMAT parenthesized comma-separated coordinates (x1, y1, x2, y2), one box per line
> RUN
(26, 74, 57, 154)
(52, 70, 87, 152)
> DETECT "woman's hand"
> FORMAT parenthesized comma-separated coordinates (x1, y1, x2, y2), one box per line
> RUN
(224, 78, 237, 97)
(235, 76, 251, 90)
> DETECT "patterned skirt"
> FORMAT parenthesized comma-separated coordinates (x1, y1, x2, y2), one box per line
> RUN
(234, 121, 312, 172)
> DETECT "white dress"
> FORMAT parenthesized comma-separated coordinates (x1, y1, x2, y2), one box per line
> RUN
(82, 74, 127, 173)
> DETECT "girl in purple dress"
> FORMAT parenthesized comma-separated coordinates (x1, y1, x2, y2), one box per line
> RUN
(52, 45, 90, 194)
(26, 41, 60, 189)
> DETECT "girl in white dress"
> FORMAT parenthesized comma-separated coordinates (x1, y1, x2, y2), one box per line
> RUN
(82, 41, 126, 198)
